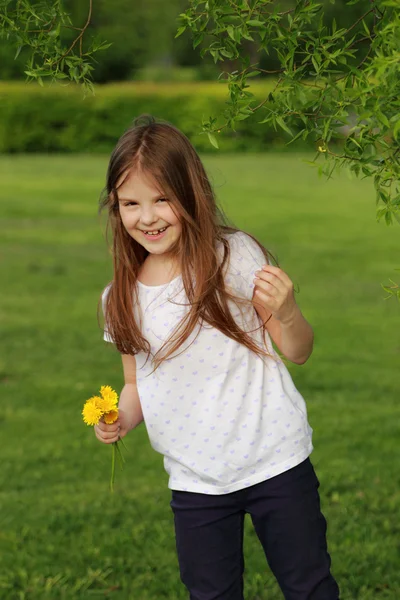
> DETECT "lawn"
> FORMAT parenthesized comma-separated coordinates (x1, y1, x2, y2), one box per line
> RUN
(0, 153, 399, 599)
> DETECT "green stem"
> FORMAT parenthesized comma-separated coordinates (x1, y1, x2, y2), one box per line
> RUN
(119, 436, 128, 452)
(115, 440, 125, 469)
(110, 442, 116, 493)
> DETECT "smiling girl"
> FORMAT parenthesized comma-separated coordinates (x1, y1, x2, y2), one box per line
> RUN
(95, 115, 340, 600)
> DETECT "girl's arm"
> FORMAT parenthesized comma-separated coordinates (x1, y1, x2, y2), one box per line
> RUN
(264, 305, 314, 365)
(252, 264, 314, 365)
(118, 353, 144, 431)
(94, 354, 144, 444)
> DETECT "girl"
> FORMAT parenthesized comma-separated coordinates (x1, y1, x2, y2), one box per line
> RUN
(96, 115, 340, 600)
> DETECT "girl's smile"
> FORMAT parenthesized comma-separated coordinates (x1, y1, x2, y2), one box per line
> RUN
(141, 226, 169, 241)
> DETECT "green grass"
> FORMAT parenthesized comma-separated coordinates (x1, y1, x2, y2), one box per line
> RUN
(1, 153, 399, 600)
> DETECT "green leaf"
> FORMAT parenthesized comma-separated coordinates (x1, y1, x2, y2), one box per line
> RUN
(96, 42, 113, 51)
(377, 112, 390, 129)
(376, 208, 387, 221)
(385, 211, 393, 225)
(175, 26, 186, 38)
(276, 116, 292, 135)
(247, 20, 264, 27)
(286, 129, 306, 145)
(393, 120, 400, 140)
(258, 115, 272, 125)
(210, 49, 220, 63)
(207, 132, 219, 149)
(362, 19, 370, 36)
(241, 29, 254, 41)
(379, 190, 389, 205)
(227, 26, 236, 41)
(236, 111, 251, 121)
(193, 33, 204, 49)
(220, 49, 234, 58)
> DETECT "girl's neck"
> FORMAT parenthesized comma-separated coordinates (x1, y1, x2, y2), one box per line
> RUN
(138, 254, 181, 286)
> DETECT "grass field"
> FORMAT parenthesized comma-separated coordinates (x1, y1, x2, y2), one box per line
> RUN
(1, 153, 399, 600)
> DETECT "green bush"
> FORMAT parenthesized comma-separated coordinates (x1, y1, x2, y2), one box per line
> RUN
(134, 65, 218, 82)
(0, 81, 310, 153)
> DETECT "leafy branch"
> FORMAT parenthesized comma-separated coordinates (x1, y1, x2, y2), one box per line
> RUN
(0, 0, 111, 90)
(177, 0, 400, 294)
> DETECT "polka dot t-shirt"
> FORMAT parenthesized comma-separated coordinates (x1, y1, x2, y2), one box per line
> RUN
(103, 231, 313, 494)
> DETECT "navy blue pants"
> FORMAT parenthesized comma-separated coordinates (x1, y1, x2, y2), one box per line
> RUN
(170, 458, 340, 600)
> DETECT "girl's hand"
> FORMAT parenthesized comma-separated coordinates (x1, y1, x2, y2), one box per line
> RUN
(253, 264, 298, 325)
(94, 409, 130, 445)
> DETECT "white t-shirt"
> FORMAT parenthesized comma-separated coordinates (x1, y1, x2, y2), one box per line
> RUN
(103, 231, 313, 494)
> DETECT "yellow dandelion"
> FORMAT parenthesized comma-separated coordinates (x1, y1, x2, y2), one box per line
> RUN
(85, 395, 105, 413)
(103, 409, 119, 424)
(81, 385, 126, 492)
(82, 398, 103, 426)
(94, 393, 117, 414)
(100, 385, 118, 409)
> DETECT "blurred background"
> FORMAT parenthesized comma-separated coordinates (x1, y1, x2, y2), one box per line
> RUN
(0, 0, 367, 83)
(1, 1, 399, 599)
(0, 0, 376, 154)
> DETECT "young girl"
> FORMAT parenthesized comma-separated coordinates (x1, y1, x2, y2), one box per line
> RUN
(95, 115, 340, 600)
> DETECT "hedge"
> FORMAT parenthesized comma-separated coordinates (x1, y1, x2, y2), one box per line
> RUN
(0, 81, 308, 153)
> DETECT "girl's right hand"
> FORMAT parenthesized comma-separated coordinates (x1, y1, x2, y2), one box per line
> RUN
(94, 409, 130, 444)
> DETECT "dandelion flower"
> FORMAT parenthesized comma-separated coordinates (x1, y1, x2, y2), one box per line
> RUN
(95, 393, 117, 414)
(82, 384, 124, 492)
(100, 385, 118, 409)
(104, 409, 119, 424)
(82, 398, 103, 426)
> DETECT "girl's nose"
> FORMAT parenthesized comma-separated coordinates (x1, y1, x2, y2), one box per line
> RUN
(140, 207, 157, 225)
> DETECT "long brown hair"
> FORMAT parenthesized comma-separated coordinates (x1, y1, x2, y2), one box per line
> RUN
(98, 115, 281, 374)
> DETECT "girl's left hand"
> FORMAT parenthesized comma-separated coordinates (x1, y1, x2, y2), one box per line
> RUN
(253, 264, 298, 324)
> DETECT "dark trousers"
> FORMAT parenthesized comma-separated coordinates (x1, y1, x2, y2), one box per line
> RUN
(170, 458, 340, 600)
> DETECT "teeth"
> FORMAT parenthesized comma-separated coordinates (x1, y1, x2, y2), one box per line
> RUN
(145, 227, 167, 236)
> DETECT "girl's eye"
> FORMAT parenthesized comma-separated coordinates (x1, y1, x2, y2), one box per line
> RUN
(125, 198, 167, 206)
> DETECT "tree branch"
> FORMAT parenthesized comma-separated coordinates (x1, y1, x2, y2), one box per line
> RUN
(50, 0, 93, 67)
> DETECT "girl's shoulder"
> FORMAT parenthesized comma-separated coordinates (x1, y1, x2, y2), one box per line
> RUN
(101, 282, 112, 313)
(219, 229, 269, 270)
(218, 230, 270, 300)
(102, 281, 112, 297)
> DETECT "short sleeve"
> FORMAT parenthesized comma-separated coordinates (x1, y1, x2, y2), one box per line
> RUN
(225, 231, 270, 301)
(101, 283, 114, 343)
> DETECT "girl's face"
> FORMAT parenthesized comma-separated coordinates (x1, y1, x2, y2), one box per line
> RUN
(117, 170, 182, 259)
